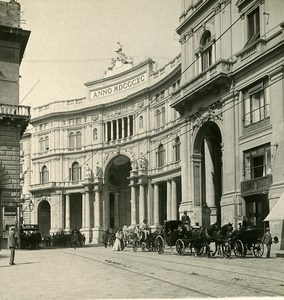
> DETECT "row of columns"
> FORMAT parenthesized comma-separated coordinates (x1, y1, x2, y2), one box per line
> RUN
(130, 179, 179, 226)
(104, 115, 133, 142)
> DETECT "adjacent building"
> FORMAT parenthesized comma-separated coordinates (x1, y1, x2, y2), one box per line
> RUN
(21, 0, 284, 249)
(0, 0, 30, 247)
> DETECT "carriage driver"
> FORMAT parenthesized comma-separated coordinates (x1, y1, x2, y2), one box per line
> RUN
(141, 219, 150, 240)
(181, 211, 191, 231)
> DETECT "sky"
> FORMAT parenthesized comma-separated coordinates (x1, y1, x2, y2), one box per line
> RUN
(16, 0, 181, 107)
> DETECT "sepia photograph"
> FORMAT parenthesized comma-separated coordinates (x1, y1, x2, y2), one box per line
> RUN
(0, 0, 284, 299)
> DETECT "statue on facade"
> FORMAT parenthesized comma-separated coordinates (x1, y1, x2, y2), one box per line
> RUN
(139, 153, 146, 171)
(95, 162, 103, 178)
(130, 153, 138, 172)
(107, 42, 133, 71)
(85, 164, 91, 179)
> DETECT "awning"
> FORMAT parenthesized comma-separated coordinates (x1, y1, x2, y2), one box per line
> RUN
(264, 192, 284, 221)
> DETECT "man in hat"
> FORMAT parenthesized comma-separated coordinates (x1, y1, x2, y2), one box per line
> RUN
(262, 227, 273, 258)
(8, 227, 17, 265)
(181, 211, 191, 231)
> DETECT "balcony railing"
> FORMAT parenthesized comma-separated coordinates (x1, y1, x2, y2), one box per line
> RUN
(0, 103, 30, 118)
(172, 59, 231, 110)
(241, 174, 272, 196)
(29, 180, 86, 191)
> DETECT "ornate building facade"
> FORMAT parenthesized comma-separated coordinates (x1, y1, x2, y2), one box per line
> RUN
(0, 0, 30, 247)
(21, 0, 284, 248)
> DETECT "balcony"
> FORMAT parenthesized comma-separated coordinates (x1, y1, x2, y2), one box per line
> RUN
(29, 180, 85, 192)
(172, 59, 232, 115)
(241, 175, 272, 196)
(0, 103, 31, 134)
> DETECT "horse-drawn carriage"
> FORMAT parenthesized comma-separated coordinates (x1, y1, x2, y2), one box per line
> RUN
(154, 220, 210, 256)
(230, 226, 264, 258)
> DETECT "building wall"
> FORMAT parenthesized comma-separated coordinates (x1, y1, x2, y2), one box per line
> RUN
(0, 0, 30, 247)
(20, 0, 284, 249)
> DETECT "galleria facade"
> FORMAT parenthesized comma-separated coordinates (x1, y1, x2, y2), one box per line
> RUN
(21, 0, 284, 247)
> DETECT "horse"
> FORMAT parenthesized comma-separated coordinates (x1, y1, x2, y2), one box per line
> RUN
(208, 222, 233, 257)
(177, 224, 211, 256)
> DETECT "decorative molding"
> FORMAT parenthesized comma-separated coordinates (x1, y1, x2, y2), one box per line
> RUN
(191, 102, 223, 134)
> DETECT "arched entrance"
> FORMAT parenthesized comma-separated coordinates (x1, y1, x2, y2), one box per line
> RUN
(38, 200, 51, 236)
(105, 154, 131, 230)
(193, 121, 222, 226)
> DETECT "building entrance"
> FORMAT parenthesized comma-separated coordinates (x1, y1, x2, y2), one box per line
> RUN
(105, 155, 131, 230)
(38, 200, 51, 236)
(193, 121, 222, 225)
(70, 194, 82, 231)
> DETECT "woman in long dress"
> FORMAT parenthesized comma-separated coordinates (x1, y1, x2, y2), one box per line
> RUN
(112, 229, 123, 251)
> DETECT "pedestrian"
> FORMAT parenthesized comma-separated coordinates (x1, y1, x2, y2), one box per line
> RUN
(71, 230, 78, 249)
(181, 211, 191, 231)
(8, 227, 17, 265)
(112, 228, 123, 251)
(102, 229, 109, 248)
(262, 227, 273, 258)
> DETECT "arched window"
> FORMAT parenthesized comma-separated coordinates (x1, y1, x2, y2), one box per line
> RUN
(156, 109, 161, 127)
(201, 31, 212, 71)
(139, 116, 143, 129)
(157, 144, 165, 167)
(41, 165, 49, 183)
(173, 137, 181, 162)
(76, 131, 82, 149)
(161, 107, 166, 125)
(68, 132, 75, 149)
(93, 128, 98, 140)
(70, 162, 81, 181)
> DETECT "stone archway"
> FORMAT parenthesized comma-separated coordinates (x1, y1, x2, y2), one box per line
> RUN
(193, 121, 222, 226)
(104, 154, 132, 230)
(38, 200, 51, 236)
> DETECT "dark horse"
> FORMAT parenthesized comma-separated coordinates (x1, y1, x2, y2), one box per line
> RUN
(177, 225, 211, 256)
(207, 222, 233, 257)
(138, 229, 161, 252)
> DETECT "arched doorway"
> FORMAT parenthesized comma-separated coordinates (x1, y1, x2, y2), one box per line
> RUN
(105, 154, 131, 230)
(193, 121, 222, 226)
(38, 200, 51, 236)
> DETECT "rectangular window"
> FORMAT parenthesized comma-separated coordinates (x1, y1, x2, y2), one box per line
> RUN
(243, 83, 270, 127)
(246, 7, 260, 46)
(244, 144, 271, 180)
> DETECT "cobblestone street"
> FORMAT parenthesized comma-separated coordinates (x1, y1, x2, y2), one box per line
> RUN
(0, 245, 284, 299)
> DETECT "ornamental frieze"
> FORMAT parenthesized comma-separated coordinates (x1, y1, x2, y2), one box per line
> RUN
(191, 102, 223, 134)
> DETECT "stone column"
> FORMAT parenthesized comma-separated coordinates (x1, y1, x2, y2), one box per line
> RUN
(114, 193, 119, 228)
(127, 116, 131, 137)
(131, 184, 137, 225)
(116, 119, 119, 140)
(110, 121, 113, 141)
(94, 190, 101, 228)
(153, 183, 160, 225)
(204, 139, 217, 224)
(92, 189, 102, 244)
(81, 192, 85, 228)
(171, 179, 177, 220)
(65, 194, 71, 232)
(85, 191, 90, 228)
(167, 180, 172, 220)
(105, 122, 108, 142)
(139, 184, 145, 224)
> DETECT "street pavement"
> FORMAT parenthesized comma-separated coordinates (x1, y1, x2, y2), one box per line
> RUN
(0, 244, 284, 300)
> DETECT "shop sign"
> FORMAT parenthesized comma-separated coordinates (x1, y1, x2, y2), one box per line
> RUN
(241, 175, 272, 196)
(91, 73, 146, 99)
(4, 206, 17, 216)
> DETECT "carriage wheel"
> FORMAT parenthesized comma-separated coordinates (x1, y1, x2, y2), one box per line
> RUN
(155, 236, 164, 254)
(233, 240, 244, 258)
(141, 242, 146, 252)
(132, 240, 139, 252)
(176, 239, 185, 255)
(224, 243, 231, 258)
(253, 241, 264, 258)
